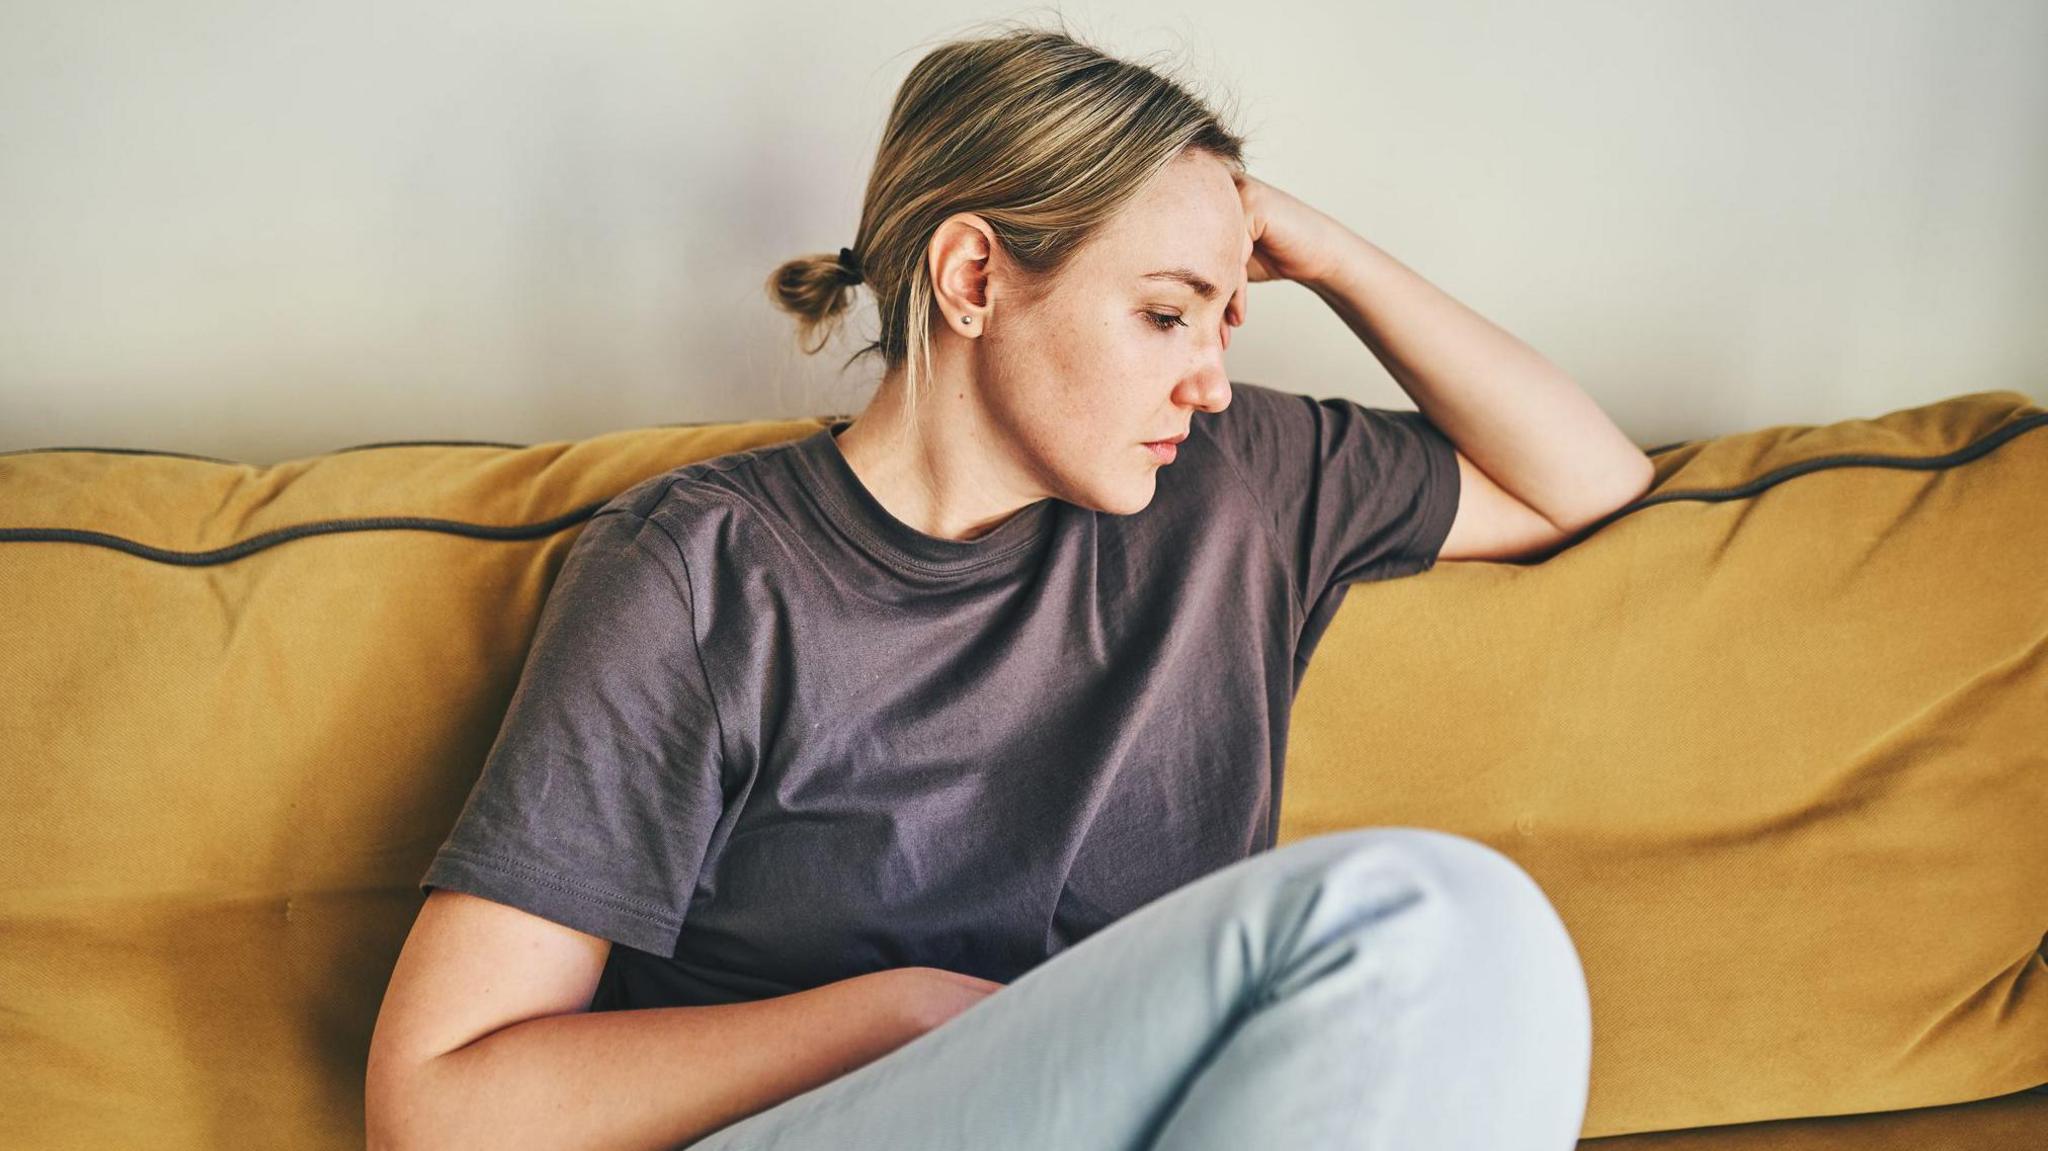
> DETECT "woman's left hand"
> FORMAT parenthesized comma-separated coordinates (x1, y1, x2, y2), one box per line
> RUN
(1224, 172, 1349, 335)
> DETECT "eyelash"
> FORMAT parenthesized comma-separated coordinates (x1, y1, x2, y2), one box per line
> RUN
(1144, 311, 1189, 332)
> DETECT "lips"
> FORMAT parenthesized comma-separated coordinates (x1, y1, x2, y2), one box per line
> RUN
(1146, 431, 1189, 445)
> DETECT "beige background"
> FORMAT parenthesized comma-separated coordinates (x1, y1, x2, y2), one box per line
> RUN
(1, 0, 2042, 463)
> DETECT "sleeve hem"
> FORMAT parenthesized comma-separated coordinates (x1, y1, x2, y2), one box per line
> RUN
(420, 847, 682, 956)
(1405, 416, 1463, 572)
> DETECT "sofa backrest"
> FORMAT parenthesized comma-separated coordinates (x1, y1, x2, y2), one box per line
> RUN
(1, 391, 2043, 1145)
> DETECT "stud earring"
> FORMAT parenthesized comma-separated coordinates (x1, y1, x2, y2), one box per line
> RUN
(963, 316, 973, 324)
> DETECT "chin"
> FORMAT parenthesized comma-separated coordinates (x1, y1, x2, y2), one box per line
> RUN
(1054, 455, 1160, 516)
(1096, 473, 1159, 517)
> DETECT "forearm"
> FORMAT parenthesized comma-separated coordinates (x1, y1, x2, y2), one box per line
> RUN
(1304, 228, 1653, 529)
(371, 970, 924, 1151)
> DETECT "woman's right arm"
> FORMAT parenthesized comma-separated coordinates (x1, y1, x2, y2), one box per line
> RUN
(365, 890, 980, 1151)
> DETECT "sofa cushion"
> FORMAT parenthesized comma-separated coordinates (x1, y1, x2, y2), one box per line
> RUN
(0, 416, 830, 1145)
(1282, 389, 2048, 1136)
(0, 390, 2041, 1145)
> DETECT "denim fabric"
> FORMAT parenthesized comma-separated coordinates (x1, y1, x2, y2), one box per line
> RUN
(683, 826, 1594, 1150)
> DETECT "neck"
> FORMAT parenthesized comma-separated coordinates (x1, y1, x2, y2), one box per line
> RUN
(831, 370, 1045, 543)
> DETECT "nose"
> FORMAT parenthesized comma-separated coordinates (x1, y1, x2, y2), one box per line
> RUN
(1177, 367, 1231, 416)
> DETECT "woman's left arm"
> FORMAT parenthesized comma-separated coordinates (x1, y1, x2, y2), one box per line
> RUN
(1231, 173, 1656, 535)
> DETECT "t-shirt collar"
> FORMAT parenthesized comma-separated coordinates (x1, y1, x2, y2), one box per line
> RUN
(791, 420, 1057, 576)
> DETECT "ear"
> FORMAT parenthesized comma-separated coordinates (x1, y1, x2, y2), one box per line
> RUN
(926, 213, 995, 327)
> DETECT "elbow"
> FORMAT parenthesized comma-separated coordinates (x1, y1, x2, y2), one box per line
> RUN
(1592, 455, 1657, 515)
(1545, 457, 1656, 535)
(1632, 452, 1657, 489)
(1610, 455, 1657, 508)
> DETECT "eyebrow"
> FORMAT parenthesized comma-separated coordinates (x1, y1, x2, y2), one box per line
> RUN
(1138, 267, 1220, 301)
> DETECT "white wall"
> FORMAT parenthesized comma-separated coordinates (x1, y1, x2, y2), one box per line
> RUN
(1, 0, 2042, 463)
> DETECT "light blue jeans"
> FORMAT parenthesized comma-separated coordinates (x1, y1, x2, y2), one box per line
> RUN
(683, 826, 1595, 1150)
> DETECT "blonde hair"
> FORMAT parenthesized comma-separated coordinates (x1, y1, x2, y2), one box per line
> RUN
(766, 16, 1247, 441)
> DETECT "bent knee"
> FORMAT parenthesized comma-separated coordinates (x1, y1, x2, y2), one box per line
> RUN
(1301, 826, 1582, 965)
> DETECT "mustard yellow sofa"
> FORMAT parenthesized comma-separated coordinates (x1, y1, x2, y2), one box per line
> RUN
(2, 387, 2043, 1148)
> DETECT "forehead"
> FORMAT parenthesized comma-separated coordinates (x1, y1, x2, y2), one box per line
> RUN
(1086, 154, 1248, 288)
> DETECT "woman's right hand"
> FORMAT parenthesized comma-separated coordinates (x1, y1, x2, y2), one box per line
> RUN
(888, 965, 1006, 1036)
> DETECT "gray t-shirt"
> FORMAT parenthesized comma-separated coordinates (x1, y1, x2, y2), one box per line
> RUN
(419, 380, 1461, 1010)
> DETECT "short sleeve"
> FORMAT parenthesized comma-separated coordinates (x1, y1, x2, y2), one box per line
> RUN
(419, 507, 727, 957)
(1207, 381, 1462, 613)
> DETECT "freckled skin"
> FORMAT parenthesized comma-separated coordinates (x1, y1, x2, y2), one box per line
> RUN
(834, 151, 1254, 539)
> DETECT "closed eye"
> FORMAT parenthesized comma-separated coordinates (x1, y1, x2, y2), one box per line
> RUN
(1144, 311, 1189, 332)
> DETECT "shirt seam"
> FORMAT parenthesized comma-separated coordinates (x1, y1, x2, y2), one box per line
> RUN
(1200, 421, 1309, 630)
(618, 509, 736, 794)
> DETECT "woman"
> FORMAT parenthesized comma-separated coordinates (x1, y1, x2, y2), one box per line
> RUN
(369, 19, 1638, 1151)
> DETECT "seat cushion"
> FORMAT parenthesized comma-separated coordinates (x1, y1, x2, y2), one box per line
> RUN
(1577, 1084, 2048, 1149)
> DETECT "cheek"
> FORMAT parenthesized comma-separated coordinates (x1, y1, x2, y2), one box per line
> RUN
(1092, 327, 1171, 395)
(1033, 314, 1130, 395)
(1015, 308, 1160, 448)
